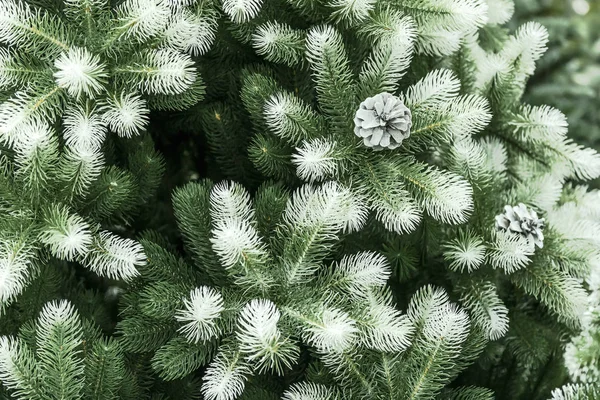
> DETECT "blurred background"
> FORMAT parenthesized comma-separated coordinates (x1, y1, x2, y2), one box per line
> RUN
(514, 0, 600, 185)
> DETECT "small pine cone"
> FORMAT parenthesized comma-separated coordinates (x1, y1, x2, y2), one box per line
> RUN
(495, 203, 545, 248)
(354, 92, 412, 150)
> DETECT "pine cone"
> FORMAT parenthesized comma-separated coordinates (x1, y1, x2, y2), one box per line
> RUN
(495, 203, 545, 248)
(354, 92, 412, 150)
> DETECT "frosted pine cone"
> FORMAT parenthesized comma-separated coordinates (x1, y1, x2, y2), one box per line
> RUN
(354, 93, 412, 150)
(495, 203, 545, 248)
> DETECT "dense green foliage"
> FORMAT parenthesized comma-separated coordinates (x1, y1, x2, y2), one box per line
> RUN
(515, 0, 600, 167)
(1, 0, 600, 399)
(512, 0, 600, 388)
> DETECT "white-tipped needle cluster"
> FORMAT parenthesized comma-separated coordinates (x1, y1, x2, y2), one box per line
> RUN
(176, 286, 224, 343)
(101, 92, 150, 137)
(54, 47, 108, 98)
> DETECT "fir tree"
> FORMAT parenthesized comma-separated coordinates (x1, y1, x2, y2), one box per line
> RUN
(0, 0, 217, 311)
(512, 0, 600, 174)
(167, 0, 600, 397)
(0, 0, 599, 399)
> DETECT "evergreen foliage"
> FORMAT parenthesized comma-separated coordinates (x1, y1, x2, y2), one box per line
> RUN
(512, 1, 600, 385)
(0, 0, 599, 399)
(513, 0, 600, 176)
(0, 0, 218, 313)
